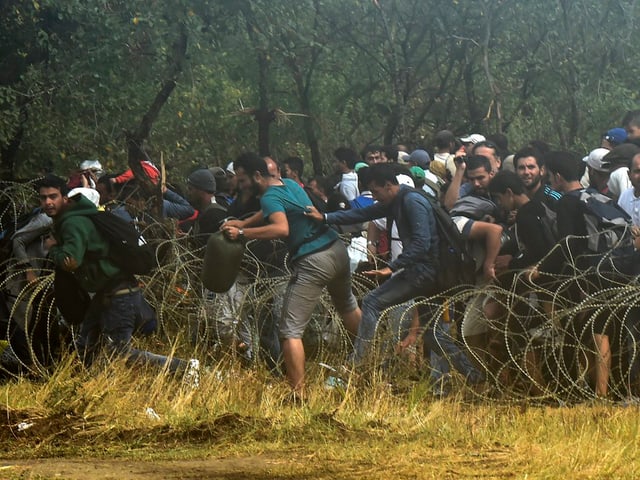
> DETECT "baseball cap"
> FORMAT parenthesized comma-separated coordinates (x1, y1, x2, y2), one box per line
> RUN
(354, 162, 369, 173)
(585, 148, 611, 172)
(409, 165, 426, 180)
(408, 149, 431, 169)
(459, 133, 486, 144)
(187, 168, 216, 193)
(397, 151, 410, 164)
(603, 128, 628, 147)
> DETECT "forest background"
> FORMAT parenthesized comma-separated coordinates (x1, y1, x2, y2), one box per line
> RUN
(1, 0, 638, 180)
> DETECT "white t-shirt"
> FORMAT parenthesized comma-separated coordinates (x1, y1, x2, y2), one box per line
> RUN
(338, 171, 359, 201)
(617, 187, 640, 226)
(607, 167, 631, 199)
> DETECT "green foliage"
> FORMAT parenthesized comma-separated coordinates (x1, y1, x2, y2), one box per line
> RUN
(0, 0, 639, 180)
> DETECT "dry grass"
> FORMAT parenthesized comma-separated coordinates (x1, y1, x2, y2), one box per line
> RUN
(1, 354, 640, 479)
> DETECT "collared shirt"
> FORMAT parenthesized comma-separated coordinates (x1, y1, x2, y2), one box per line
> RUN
(618, 187, 640, 226)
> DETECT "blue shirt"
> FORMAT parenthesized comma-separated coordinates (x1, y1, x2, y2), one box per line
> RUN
(261, 178, 338, 261)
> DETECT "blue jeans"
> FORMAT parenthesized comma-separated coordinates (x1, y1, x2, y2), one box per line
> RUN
(77, 287, 186, 374)
(353, 269, 435, 363)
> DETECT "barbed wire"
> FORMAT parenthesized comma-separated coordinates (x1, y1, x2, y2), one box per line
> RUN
(2, 184, 640, 403)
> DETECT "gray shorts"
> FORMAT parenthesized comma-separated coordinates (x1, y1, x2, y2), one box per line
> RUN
(279, 240, 358, 339)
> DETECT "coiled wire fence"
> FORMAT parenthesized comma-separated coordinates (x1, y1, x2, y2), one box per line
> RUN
(1, 179, 640, 403)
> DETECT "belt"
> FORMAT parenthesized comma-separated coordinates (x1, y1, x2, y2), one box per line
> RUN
(111, 286, 140, 296)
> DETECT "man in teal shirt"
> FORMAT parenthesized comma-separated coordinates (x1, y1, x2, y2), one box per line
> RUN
(222, 153, 361, 396)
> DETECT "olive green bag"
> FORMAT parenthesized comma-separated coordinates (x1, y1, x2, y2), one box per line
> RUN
(201, 231, 245, 293)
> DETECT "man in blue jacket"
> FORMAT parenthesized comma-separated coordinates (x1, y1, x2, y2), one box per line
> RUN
(307, 163, 439, 363)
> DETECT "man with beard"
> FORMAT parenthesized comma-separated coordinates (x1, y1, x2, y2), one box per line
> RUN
(221, 152, 361, 396)
(513, 147, 562, 210)
(185, 168, 227, 248)
(447, 155, 503, 281)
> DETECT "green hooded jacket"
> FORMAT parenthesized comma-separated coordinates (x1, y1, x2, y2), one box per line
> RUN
(49, 195, 128, 292)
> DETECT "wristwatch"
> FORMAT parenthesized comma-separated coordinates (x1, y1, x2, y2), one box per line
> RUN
(238, 228, 245, 238)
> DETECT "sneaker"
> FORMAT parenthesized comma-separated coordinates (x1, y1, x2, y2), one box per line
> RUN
(184, 358, 200, 389)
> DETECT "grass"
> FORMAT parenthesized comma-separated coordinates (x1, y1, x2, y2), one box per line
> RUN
(1, 352, 640, 479)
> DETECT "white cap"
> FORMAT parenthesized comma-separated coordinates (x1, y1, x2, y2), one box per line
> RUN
(585, 148, 611, 172)
(225, 162, 235, 175)
(80, 160, 103, 173)
(69, 187, 100, 207)
(397, 151, 410, 164)
(459, 134, 486, 144)
(396, 174, 415, 188)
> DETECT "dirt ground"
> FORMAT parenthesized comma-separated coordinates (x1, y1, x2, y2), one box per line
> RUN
(1, 448, 519, 480)
(0, 407, 520, 479)
(1, 457, 281, 480)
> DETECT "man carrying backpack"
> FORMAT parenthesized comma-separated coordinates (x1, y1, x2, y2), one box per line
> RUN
(307, 163, 440, 364)
(541, 152, 631, 398)
(39, 175, 196, 379)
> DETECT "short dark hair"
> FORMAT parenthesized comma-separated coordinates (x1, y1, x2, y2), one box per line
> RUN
(464, 155, 492, 174)
(283, 156, 304, 178)
(37, 174, 69, 195)
(356, 164, 371, 186)
(361, 144, 380, 158)
(334, 147, 360, 170)
(380, 144, 398, 162)
(434, 130, 455, 150)
(488, 170, 527, 195)
(97, 174, 117, 194)
(513, 147, 544, 169)
(473, 140, 500, 159)
(622, 109, 640, 129)
(544, 151, 583, 182)
(234, 151, 269, 177)
(365, 163, 400, 187)
(528, 140, 551, 155)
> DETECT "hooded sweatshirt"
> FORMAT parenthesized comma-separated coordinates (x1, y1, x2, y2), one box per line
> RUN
(49, 195, 128, 292)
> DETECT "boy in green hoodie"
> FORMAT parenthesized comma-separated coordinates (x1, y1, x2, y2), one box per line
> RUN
(39, 175, 195, 378)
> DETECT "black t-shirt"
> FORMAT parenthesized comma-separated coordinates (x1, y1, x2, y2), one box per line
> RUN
(193, 203, 228, 248)
(539, 190, 589, 274)
(510, 200, 557, 269)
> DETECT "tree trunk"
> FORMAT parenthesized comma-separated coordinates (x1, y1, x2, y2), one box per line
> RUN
(126, 24, 187, 217)
(254, 51, 272, 157)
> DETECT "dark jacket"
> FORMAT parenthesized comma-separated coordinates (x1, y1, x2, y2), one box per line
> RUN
(326, 185, 438, 281)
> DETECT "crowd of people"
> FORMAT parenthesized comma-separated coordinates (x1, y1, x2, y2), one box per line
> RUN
(2, 109, 640, 402)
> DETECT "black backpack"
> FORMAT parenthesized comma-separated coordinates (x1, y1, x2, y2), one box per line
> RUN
(87, 211, 156, 276)
(396, 188, 476, 294)
(536, 202, 560, 248)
